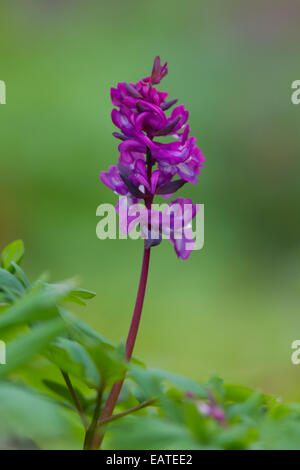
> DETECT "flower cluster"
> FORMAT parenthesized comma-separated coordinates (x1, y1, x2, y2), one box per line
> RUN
(100, 56, 205, 259)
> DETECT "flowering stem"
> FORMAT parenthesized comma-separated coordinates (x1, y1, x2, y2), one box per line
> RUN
(125, 246, 151, 360)
(92, 243, 152, 450)
(91, 149, 154, 450)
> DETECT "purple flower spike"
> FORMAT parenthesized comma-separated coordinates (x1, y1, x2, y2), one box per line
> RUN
(97, 59, 207, 437)
(100, 56, 205, 260)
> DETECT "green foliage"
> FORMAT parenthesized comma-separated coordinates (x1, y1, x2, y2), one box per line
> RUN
(0, 382, 71, 444)
(44, 337, 101, 389)
(1, 240, 300, 450)
(1, 240, 24, 272)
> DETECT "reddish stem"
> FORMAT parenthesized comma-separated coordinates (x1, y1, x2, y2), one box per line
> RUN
(125, 246, 151, 360)
(92, 150, 154, 450)
(92, 245, 151, 449)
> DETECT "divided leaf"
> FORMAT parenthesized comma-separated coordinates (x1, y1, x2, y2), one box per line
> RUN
(0, 317, 66, 379)
(44, 337, 101, 389)
(0, 281, 74, 331)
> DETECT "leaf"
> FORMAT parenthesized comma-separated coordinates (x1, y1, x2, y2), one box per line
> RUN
(0, 382, 69, 440)
(225, 384, 271, 404)
(44, 337, 101, 389)
(0, 281, 72, 331)
(63, 313, 126, 385)
(63, 287, 96, 306)
(87, 340, 126, 387)
(257, 418, 300, 450)
(0, 268, 25, 298)
(129, 365, 163, 400)
(227, 392, 266, 420)
(105, 415, 202, 450)
(205, 376, 225, 401)
(268, 402, 300, 420)
(10, 262, 31, 289)
(63, 294, 86, 306)
(215, 423, 258, 450)
(0, 317, 66, 378)
(184, 400, 218, 444)
(148, 368, 206, 398)
(70, 288, 96, 300)
(42, 379, 88, 409)
(1, 240, 24, 272)
(59, 308, 115, 349)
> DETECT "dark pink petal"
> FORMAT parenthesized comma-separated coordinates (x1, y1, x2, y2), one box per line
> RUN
(150, 170, 160, 194)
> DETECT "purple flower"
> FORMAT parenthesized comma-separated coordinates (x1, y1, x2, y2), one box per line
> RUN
(99, 165, 127, 195)
(117, 196, 199, 260)
(196, 400, 226, 426)
(100, 56, 205, 259)
(185, 390, 227, 426)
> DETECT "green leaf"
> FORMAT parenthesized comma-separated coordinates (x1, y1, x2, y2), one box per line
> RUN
(0, 281, 73, 331)
(86, 340, 126, 387)
(0, 317, 66, 378)
(0, 291, 55, 331)
(69, 287, 96, 300)
(10, 261, 31, 289)
(148, 368, 206, 398)
(227, 392, 266, 420)
(224, 384, 273, 404)
(60, 309, 114, 348)
(1, 240, 24, 272)
(105, 415, 202, 450)
(129, 365, 163, 400)
(256, 418, 300, 450)
(62, 294, 86, 306)
(42, 379, 88, 409)
(56, 286, 96, 306)
(215, 423, 258, 450)
(44, 337, 101, 389)
(205, 376, 225, 401)
(0, 268, 25, 298)
(268, 402, 300, 420)
(58, 308, 126, 385)
(184, 400, 218, 444)
(0, 382, 69, 440)
(225, 384, 254, 403)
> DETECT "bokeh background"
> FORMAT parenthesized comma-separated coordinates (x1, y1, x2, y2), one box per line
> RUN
(1, 0, 300, 400)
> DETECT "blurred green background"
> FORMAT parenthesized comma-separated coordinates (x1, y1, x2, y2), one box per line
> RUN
(1, 0, 300, 400)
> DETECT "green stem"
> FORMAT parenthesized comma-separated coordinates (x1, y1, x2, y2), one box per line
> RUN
(61, 370, 89, 430)
(99, 398, 156, 425)
(83, 388, 103, 450)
